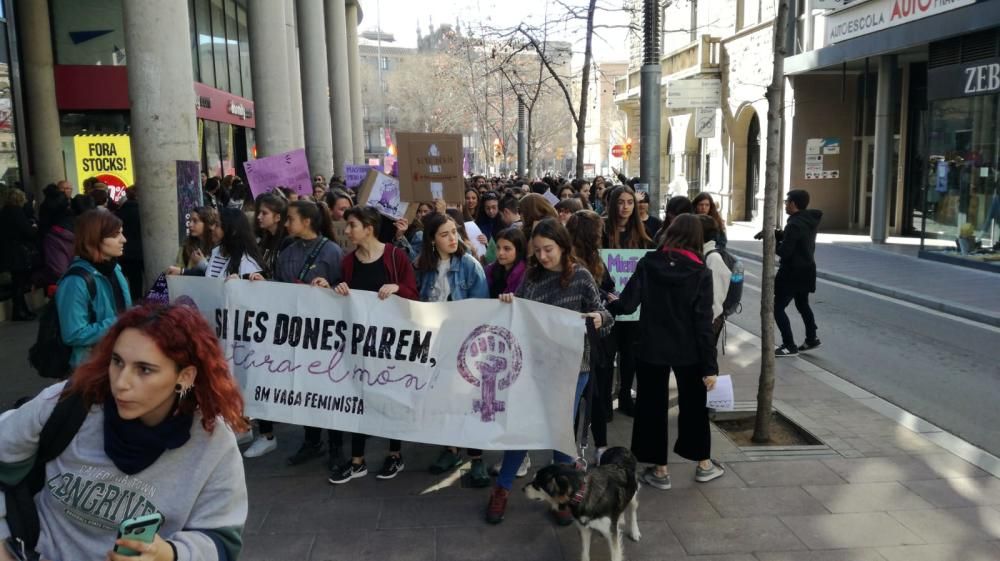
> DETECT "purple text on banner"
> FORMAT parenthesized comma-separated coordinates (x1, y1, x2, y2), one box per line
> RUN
(345, 164, 378, 189)
(243, 148, 312, 198)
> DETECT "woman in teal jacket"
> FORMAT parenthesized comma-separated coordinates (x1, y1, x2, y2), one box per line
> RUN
(55, 210, 132, 369)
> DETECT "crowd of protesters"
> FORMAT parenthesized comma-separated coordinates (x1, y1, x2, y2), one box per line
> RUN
(0, 165, 807, 560)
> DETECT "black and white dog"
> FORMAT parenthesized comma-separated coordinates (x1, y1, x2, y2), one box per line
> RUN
(523, 447, 640, 561)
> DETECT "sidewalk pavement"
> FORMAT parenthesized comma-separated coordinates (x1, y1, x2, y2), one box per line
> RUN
(4, 319, 1000, 560)
(724, 224, 1000, 327)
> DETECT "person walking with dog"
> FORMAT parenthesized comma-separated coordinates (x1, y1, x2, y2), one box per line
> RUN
(607, 214, 724, 490)
(485, 218, 614, 525)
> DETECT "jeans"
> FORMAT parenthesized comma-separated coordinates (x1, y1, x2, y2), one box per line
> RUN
(774, 284, 817, 349)
(497, 372, 589, 490)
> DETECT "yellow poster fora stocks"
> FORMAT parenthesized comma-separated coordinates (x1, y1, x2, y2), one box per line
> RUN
(73, 134, 134, 201)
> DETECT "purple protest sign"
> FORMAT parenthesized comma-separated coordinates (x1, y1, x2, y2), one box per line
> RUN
(344, 164, 377, 189)
(243, 148, 312, 198)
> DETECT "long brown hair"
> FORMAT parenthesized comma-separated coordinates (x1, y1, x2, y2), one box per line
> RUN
(605, 186, 651, 249)
(566, 210, 605, 280)
(518, 193, 558, 237)
(527, 218, 576, 288)
(415, 212, 466, 272)
(693, 192, 725, 232)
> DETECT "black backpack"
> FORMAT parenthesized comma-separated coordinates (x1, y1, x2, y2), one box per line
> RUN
(28, 268, 96, 379)
(1, 392, 89, 559)
(706, 247, 744, 319)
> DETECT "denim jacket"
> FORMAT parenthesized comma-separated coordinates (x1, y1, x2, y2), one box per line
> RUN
(417, 253, 489, 301)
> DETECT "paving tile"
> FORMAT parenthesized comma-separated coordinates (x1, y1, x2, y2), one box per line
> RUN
(310, 529, 435, 561)
(729, 460, 846, 487)
(780, 512, 924, 549)
(877, 542, 1000, 561)
(888, 507, 1000, 543)
(639, 488, 721, 521)
(803, 482, 934, 513)
(669, 516, 805, 555)
(912, 453, 989, 479)
(377, 493, 500, 529)
(821, 457, 937, 483)
(901, 477, 1000, 508)
(261, 497, 382, 533)
(555, 519, 685, 560)
(754, 549, 887, 561)
(702, 486, 829, 517)
(242, 532, 316, 561)
(436, 522, 562, 561)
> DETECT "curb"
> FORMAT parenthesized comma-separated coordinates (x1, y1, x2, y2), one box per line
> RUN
(727, 247, 1000, 328)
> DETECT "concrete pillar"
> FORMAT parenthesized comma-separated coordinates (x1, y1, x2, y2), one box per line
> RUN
(296, 0, 334, 177)
(122, 0, 199, 285)
(16, 0, 64, 200)
(870, 55, 896, 244)
(346, 2, 364, 164)
(249, 0, 294, 156)
(285, 1, 305, 148)
(325, 0, 353, 175)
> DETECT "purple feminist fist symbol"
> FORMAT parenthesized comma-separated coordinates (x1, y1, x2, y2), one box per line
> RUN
(457, 325, 523, 422)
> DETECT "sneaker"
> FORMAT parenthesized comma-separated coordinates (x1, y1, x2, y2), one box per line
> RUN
(775, 344, 799, 357)
(328, 461, 368, 484)
(798, 338, 822, 352)
(554, 504, 574, 526)
(485, 486, 510, 524)
(468, 458, 491, 488)
(695, 460, 725, 483)
(428, 449, 462, 474)
(243, 436, 277, 458)
(488, 454, 531, 478)
(639, 466, 672, 490)
(593, 447, 607, 466)
(286, 441, 324, 466)
(376, 455, 405, 480)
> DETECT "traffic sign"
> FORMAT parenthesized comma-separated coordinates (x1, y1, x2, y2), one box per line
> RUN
(611, 144, 624, 158)
(666, 79, 721, 109)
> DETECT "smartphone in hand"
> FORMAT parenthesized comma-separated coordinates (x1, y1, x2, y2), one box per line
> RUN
(113, 512, 164, 556)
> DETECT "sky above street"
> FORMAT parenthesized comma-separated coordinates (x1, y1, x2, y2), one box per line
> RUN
(358, 0, 631, 64)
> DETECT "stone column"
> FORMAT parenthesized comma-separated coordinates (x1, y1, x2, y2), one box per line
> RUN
(249, 0, 294, 156)
(122, 0, 199, 285)
(296, 0, 334, 177)
(325, 0, 353, 175)
(286, 1, 305, 148)
(870, 54, 896, 244)
(16, 0, 64, 200)
(346, 1, 364, 163)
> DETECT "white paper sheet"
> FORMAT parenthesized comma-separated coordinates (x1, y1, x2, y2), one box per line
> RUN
(542, 190, 560, 206)
(706, 374, 734, 411)
(464, 221, 488, 257)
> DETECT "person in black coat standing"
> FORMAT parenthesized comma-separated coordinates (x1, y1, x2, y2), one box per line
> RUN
(0, 188, 38, 320)
(115, 186, 144, 301)
(607, 214, 724, 491)
(766, 189, 823, 357)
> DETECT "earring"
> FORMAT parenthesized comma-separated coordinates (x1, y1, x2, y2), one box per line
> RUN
(175, 384, 192, 400)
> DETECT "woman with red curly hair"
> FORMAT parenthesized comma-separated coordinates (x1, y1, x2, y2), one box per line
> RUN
(0, 304, 249, 561)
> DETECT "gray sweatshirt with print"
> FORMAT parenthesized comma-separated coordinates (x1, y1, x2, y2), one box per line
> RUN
(0, 382, 248, 561)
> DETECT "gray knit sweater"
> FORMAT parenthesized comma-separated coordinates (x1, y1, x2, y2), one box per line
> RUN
(515, 266, 614, 373)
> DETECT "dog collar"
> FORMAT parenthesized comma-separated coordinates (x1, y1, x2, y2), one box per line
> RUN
(569, 480, 587, 506)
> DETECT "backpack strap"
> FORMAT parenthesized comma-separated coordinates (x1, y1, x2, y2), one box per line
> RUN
(3, 392, 89, 555)
(296, 237, 329, 282)
(62, 267, 97, 323)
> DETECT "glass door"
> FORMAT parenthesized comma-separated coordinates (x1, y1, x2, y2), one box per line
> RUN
(852, 136, 875, 229)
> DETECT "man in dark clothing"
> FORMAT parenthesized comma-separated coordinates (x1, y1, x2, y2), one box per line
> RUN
(116, 187, 144, 301)
(767, 189, 823, 356)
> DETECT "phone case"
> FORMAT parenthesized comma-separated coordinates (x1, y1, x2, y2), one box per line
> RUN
(114, 512, 164, 556)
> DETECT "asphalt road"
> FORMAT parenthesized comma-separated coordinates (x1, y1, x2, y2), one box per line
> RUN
(732, 258, 1000, 457)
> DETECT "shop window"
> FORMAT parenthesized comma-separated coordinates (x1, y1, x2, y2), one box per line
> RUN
(51, 0, 126, 65)
(195, 0, 216, 87)
(225, 0, 241, 97)
(210, 0, 229, 92)
(238, 6, 252, 100)
(204, 120, 222, 178)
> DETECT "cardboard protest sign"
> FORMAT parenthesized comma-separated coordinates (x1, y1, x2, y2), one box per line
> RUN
(243, 148, 312, 198)
(396, 132, 464, 204)
(356, 169, 416, 221)
(168, 276, 585, 454)
(73, 134, 134, 202)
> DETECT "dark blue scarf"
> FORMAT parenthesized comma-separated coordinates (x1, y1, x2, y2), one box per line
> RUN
(103, 398, 194, 475)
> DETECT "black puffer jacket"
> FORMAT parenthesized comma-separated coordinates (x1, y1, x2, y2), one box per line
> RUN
(606, 248, 717, 375)
(776, 209, 823, 292)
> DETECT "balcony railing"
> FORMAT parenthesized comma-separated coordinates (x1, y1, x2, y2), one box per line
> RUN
(662, 35, 721, 78)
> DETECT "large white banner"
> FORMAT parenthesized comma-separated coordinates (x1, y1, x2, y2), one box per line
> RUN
(167, 277, 585, 454)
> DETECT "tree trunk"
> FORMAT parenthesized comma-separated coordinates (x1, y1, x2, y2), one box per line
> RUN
(574, 0, 597, 179)
(752, 0, 789, 443)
